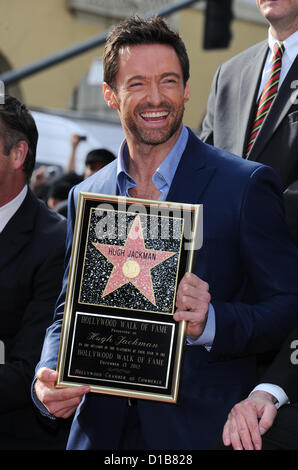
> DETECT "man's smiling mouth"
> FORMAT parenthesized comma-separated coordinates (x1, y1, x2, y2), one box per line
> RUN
(140, 111, 169, 121)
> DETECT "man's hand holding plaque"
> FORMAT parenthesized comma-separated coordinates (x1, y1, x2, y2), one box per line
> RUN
(35, 367, 90, 418)
(174, 272, 211, 340)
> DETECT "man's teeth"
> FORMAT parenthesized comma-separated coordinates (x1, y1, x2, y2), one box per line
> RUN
(141, 111, 168, 118)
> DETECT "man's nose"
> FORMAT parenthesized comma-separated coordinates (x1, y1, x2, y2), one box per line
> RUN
(146, 83, 163, 106)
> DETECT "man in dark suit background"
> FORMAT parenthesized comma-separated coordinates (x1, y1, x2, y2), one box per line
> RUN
(32, 16, 298, 450)
(200, 0, 298, 246)
(0, 95, 69, 449)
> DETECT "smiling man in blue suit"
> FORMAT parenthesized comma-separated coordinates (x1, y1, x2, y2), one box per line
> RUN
(33, 16, 298, 450)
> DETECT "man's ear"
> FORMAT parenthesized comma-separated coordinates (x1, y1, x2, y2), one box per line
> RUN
(11, 140, 28, 170)
(184, 81, 190, 103)
(102, 82, 119, 110)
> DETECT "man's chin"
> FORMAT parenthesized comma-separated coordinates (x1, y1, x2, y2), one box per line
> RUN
(136, 124, 181, 146)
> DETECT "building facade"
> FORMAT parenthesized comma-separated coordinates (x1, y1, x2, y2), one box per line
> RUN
(0, 0, 267, 130)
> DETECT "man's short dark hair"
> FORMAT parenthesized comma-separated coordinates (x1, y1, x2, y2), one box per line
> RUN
(103, 15, 190, 91)
(0, 95, 38, 182)
(85, 148, 116, 166)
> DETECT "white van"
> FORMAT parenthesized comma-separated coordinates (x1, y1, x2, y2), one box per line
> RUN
(31, 108, 124, 176)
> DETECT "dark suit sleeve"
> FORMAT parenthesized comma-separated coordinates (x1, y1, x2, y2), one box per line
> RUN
(210, 165, 298, 360)
(261, 324, 298, 404)
(199, 65, 221, 145)
(0, 220, 66, 413)
(35, 188, 77, 375)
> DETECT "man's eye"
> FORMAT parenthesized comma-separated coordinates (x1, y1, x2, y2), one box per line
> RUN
(130, 82, 143, 88)
(162, 79, 177, 85)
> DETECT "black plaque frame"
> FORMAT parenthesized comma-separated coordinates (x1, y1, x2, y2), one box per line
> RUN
(56, 192, 203, 403)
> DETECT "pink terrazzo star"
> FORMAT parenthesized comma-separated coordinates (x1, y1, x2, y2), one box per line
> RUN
(93, 215, 176, 306)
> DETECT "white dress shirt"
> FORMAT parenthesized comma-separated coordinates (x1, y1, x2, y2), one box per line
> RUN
(0, 185, 28, 233)
(251, 383, 289, 409)
(257, 29, 298, 99)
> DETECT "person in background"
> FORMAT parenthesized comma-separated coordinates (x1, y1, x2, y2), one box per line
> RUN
(46, 172, 83, 217)
(0, 95, 69, 449)
(66, 133, 116, 179)
(200, 0, 298, 247)
(84, 148, 116, 178)
(31, 136, 115, 208)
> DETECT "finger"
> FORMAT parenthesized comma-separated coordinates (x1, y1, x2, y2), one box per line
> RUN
(224, 416, 244, 450)
(46, 394, 85, 417)
(42, 386, 90, 415)
(176, 287, 210, 309)
(222, 421, 232, 447)
(243, 408, 263, 450)
(176, 286, 211, 310)
(222, 409, 243, 450)
(258, 403, 277, 435)
(173, 313, 208, 341)
(176, 283, 211, 312)
(177, 275, 209, 296)
(230, 414, 253, 450)
(174, 309, 207, 323)
(48, 385, 90, 403)
(176, 291, 210, 312)
(181, 272, 206, 288)
(238, 416, 259, 450)
(232, 403, 261, 450)
(36, 367, 58, 384)
(39, 381, 89, 406)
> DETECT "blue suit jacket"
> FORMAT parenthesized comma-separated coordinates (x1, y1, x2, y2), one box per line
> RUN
(36, 130, 298, 449)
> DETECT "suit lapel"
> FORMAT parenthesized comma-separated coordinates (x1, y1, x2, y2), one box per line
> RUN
(248, 54, 298, 161)
(0, 189, 37, 272)
(238, 41, 269, 156)
(166, 129, 216, 204)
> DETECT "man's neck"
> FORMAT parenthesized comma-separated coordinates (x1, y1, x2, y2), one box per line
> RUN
(0, 183, 27, 208)
(126, 129, 182, 181)
(125, 146, 164, 200)
(269, 19, 298, 41)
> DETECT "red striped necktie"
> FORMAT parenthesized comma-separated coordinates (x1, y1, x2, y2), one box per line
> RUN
(246, 41, 285, 156)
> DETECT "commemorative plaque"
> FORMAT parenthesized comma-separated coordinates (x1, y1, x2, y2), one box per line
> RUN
(56, 193, 203, 403)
